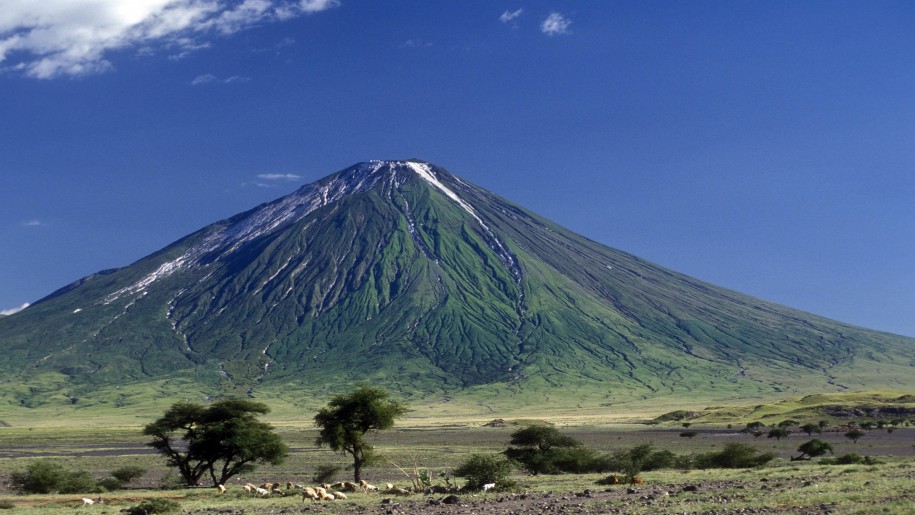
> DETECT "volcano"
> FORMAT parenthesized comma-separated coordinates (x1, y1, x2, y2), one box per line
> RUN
(1, 160, 911, 413)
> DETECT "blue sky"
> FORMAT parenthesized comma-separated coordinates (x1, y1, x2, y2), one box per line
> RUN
(1, 1, 913, 337)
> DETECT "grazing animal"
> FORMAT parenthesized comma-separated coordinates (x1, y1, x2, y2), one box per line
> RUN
(342, 481, 358, 492)
(607, 475, 621, 485)
(630, 476, 644, 485)
(387, 486, 411, 496)
(81, 498, 95, 506)
(243, 484, 253, 494)
(359, 479, 378, 492)
(302, 487, 319, 501)
(254, 487, 271, 497)
(483, 483, 496, 492)
(333, 491, 348, 500)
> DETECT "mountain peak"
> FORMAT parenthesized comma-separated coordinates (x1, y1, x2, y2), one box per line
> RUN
(2, 160, 912, 415)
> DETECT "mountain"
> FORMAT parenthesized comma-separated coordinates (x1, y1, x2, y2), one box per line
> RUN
(0, 160, 912, 416)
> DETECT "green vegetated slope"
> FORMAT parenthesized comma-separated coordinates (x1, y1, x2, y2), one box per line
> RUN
(653, 390, 915, 425)
(0, 160, 912, 422)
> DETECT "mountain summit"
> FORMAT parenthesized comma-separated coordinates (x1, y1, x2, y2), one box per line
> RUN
(1, 160, 912, 413)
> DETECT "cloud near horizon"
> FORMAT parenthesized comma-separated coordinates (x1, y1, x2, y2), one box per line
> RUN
(541, 12, 572, 36)
(191, 73, 250, 85)
(0, 0, 340, 79)
(257, 173, 302, 181)
(0, 303, 29, 316)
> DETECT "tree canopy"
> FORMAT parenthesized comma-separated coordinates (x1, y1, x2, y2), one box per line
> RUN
(314, 386, 407, 482)
(143, 400, 288, 486)
(794, 439, 833, 460)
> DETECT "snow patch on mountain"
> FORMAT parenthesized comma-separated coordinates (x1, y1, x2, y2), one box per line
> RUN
(105, 159, 522, 303)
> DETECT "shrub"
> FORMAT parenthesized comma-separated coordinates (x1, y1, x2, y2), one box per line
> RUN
(122, 498, 181, 515)
(692, 443, 776, 469)
(9, 461, 97, 494)
(454, 454, 514, 491)
(97, 477, 124, 491)
(611, 444, 678, 476)
(679, 431, 698, 439)
(823, 453, 882, 466)
(0, 501, 13, 510)
(57, 470, 97, 494)
(112, 466, 146, 484)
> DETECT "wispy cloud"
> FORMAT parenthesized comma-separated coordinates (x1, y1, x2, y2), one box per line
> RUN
(20, 219, 45, 227)
(499, 9, 523, 24)
(257, 173, 302, 181)
(1, 303, 29, 316)
(541, 12, 572, 36)
(0, 0, 341, 79)
(191, 73, 250, 85)
(401, 39, 432, 48)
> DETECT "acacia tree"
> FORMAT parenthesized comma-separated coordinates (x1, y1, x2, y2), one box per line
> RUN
(503, 425, 597, 475)
(844, 429, 866, 444)
(144, 400, 288, 486)
(793, 439, 833, 461)
(314, 386, 407, 483)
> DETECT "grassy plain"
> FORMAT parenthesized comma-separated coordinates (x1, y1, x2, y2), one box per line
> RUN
(0, 409, 913, 514)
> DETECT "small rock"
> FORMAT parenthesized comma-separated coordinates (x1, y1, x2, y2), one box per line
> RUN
(682, 485, 699, 492)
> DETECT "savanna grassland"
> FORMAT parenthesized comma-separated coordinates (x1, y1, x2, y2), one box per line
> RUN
(1, 393, 914, 514)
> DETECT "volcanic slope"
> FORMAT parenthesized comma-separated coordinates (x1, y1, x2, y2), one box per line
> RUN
(0, 160, 912, 413)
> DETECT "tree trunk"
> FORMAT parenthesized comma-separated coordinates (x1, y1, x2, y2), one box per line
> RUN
(353, 448, 364, 483)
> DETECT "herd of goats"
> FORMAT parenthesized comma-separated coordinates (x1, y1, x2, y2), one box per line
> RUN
(236, 479, 451, 502)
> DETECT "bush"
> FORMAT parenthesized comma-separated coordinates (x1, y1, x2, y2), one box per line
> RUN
(454, 454, 514, 491)
(122, 498, 181, 515)
(823, 453, 881, 466)
(112, 466, 146, 484)
(0, 501, 13, 510)
(97, 477, 124, 491)
(611, 444, 678, 476)
(9, 461, 97, 494)
(692, 443, 776, 469)
(57, 470, 97, 494)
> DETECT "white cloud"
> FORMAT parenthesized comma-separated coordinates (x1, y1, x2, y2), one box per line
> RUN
(1, 303, 29, 316)
(499, 9, 523, 23)
(20, 219, 45, 227)
(0, 0, 340, 79)
(401, 38, 432, 48)
(541, 12, 571, 36)
(191, 73, 249, 85)
(257, 173, 301, 181)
